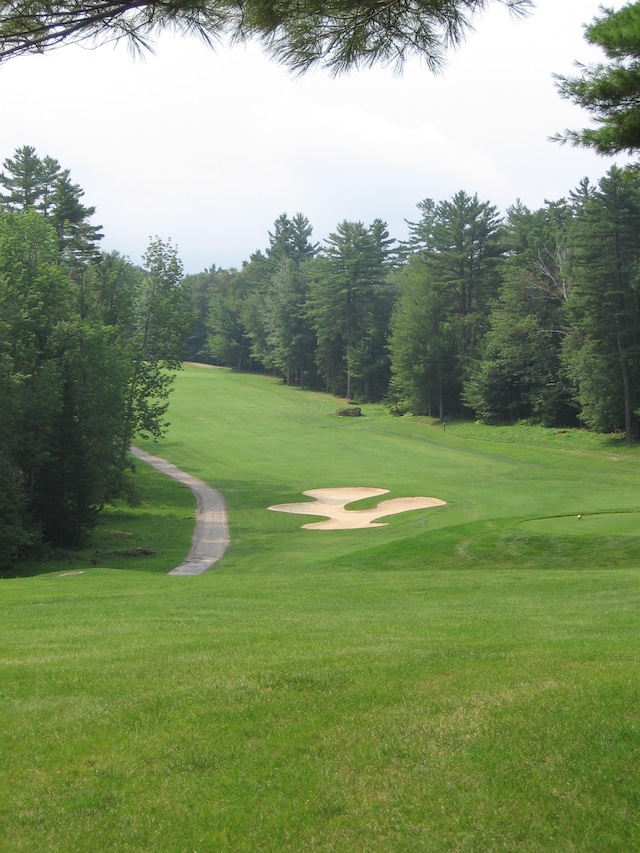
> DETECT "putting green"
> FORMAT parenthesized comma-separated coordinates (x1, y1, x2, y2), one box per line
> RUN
(520, 511, 640, 536)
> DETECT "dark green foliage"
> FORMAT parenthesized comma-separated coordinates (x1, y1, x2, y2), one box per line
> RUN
(460, 170, 640, 440)
(205, 213, 394, 399)
(181, 266, 220, 363)
(263, 257, 317, 387)
(207, 213, 320, 383)
(208, 255, 266, 370)
(464, 297, 571, 425)
(562, 167, 640, 442)
(267, 212, 318, 265)
(49, 168, 103, 266)
(0, 151, 189, 562)
(0, 1, 533, 73)
(555, 2, 640, 154)
(208, 290, 251, 369)
(0, 146, 103, 264)
(307, 219, 395, 399)
(0, 144, 41, 209)
(125, 238, 190, 440)
(28, 320, 132, 545)
(245, 213, 318, 377)
(389, 253, 457, 416)
(464, 200, 578, 426)
(0, 209, 111, 549)
(389, 191, 504, 417)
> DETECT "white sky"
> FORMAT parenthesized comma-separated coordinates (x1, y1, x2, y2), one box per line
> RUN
(0, 0, 631, 273)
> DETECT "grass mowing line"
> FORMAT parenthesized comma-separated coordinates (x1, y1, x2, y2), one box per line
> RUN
(2, 365, 640, 851)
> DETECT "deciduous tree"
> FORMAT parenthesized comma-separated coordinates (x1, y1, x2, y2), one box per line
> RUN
(125, 237, 190, 440)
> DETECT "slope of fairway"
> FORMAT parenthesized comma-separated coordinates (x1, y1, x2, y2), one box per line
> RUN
(2, 365, 640, 852)
(136, 365, 640, 572)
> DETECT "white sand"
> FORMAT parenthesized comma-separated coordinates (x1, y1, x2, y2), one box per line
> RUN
(268, 488, 446, 530)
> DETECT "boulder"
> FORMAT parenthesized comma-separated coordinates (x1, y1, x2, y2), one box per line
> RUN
(335, 406, 361, 417)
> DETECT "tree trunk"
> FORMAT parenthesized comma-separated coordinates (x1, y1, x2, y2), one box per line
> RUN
(621, 357, 635, 443)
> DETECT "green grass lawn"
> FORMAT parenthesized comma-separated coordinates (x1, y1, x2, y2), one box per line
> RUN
(2, 364, 640, 851)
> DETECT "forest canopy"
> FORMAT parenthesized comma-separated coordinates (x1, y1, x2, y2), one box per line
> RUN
(188, 166, 640, 445)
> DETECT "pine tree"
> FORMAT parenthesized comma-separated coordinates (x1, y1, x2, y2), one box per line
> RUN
(0, 146, 103, 264)
(563, 167, 640, 442)
(0, 1, 532, 74)
(464, 200, 577, 426)
(50, 168, 103, 264)
(555, 3, 640, 154)
(390, 191, 504, 417)
(308, 220, 393, 399)
(0, 145, 44, 210)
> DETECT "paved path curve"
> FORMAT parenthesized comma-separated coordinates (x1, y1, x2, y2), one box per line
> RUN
(130, 447, 229, 576)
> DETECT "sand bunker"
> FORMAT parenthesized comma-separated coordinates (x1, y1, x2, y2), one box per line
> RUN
(268, 488, 446, 530)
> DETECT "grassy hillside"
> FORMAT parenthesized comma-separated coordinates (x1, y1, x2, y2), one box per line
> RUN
(2, 364, 640, 851)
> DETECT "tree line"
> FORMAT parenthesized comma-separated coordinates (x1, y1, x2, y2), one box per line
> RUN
(184, 165, 640, 447)
(3, 142, 640, 569)
(0, 145, 189, 567)
(2, 3, 640, 568)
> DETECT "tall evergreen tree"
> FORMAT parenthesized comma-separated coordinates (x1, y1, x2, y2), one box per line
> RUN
(563, 167, 640, 442)
(50, 168, 103, 264)
(389, 253, 458, 417)
(181, 265, 220, 363)
(267, 212, 318, 265)
(0, 146, 103, 264)
(208, 264, 257, 370)
(0, 145, 43, 210)
(0, 150, 189, 562)
(0, 209, 126, 548)
(308, 219, 394, 399)
(263, 257, 316, 387)
(403, 197, 438, 254)
(390, 191, 504, 416)
(238, 213, 318, 374)
(464, 199, 577, 425)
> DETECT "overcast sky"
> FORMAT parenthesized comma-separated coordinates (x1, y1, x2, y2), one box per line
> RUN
(0, 0, 631, 273)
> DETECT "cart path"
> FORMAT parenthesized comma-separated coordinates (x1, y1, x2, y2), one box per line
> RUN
(130, 446, 229, 576)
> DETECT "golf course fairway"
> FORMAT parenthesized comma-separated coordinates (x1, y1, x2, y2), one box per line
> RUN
(2, 364, 640, 852)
